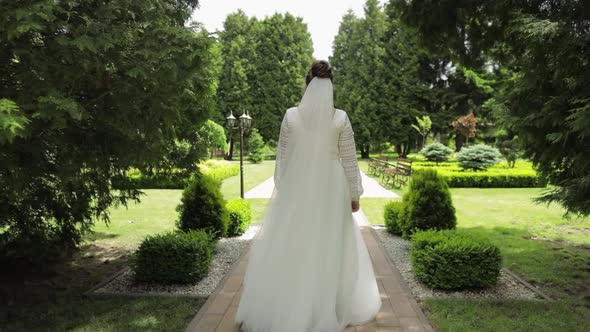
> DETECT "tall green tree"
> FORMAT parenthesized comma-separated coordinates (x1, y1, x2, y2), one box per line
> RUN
(378, 4, 423, 156)
(396, 0, 590, 215)
(251, 13, 313, 141)
(331, 1, 387, 158)
(216, 10, 259, 159)
(0, 0, 218, 257)
(217, 10, 258, 118)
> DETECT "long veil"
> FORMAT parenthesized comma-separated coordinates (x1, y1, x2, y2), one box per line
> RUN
(237, 78, 379, 331)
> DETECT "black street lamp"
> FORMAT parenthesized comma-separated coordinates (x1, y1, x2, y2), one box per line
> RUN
(226, 110, 253, 198)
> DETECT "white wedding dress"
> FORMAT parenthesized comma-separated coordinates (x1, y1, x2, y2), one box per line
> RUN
(235, 78, 381, 332)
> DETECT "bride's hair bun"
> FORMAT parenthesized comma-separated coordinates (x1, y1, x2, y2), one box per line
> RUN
(306, 60, 333, 85)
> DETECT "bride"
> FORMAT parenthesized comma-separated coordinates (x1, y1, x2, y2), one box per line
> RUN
(235, 60, 381, 332)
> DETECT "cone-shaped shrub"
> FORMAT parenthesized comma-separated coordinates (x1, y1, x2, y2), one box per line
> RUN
(177, 173, 228, 239)
(400, 169, 456, 239)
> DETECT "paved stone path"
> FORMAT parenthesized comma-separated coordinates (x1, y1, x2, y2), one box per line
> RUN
(185, 172, 433, 332)
(245, 171, 400, 199)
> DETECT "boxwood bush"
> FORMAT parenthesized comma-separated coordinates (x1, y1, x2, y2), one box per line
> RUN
(133, 230, 214, 284)
(226, 199, 252, 237)
(399, 169, 456, 239)
(384, 201, 404, 236)
(177, 173, 228, 239)
(410, 230, 502, 290)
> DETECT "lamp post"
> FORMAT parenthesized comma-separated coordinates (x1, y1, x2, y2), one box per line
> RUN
(226, 110, 253, 198)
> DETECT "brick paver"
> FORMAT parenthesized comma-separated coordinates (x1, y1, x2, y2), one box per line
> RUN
(185, 225, 434, 332)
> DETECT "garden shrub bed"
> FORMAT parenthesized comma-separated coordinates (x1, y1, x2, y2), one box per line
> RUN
(412, 161, 546, 188)
(410, 229, 502, 290)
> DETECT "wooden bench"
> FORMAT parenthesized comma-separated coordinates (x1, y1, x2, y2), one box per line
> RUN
(382, 158, 413, 188)
(368, 157, 389, 176)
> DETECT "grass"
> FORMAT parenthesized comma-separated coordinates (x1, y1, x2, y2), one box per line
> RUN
(220, 161, 275, 199)
(426, 187, 590, 331)
(1, 161, 274, 331)
(360, 158, 590, 330)
(88, 189, 182, 248)
(423, 299, 589, 332)
(4, 160, 590, 331)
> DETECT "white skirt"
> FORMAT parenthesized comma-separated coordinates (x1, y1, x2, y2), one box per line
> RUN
(236, 160, 381, 332)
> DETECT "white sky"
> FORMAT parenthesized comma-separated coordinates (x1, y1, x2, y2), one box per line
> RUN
(191, 0, 379, 60)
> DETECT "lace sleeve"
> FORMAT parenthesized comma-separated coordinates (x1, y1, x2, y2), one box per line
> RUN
(274, 112, 289, 188)
(339, 114, 363, 200)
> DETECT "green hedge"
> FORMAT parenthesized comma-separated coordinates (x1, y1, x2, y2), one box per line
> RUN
(412, 161, 546, 188)
(384, 201, 404, 236)
(199, 160, 239, 182)
(133, 230, 214, 284)
(112, 160, 239, 189)
(226, 199, 252, 237)
(410, 230, 502, 290)
(114, 172, 189, 189)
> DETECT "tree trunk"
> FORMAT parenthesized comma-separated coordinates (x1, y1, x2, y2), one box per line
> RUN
(226, 136, 234, 161)
(400, 143, 410, 158)
(455, 134, 465, 152)
(395, 144, 402, 156)
(360, 144, 370, 159)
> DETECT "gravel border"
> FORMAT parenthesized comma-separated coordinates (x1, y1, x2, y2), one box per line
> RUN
(372, 225, 545, 300)
(86, 225, 259, 298)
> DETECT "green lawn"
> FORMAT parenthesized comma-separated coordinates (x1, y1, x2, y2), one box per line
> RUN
(4, 160, 589, 331)
(1, 161, 274, 331)
(88, 189, 183, 248)
(423, 187, 590, 331)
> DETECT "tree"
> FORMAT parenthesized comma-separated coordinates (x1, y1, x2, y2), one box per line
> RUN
(331, 1, 387, 158)
(396, 0, 590, 215)
(197, 120, 227, 158)
(217, 11, 313, 144)
(217, 11, 258, 159)
(0, 0, 218, 258)
(251, 13, 313, 141)
(412, 115, 432, 147)
(247, 128, 265, 164)
(451, 112, 477, 149)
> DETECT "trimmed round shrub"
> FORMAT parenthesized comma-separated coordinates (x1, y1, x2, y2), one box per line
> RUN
(410, 230, 502, 289)
(457, 144, 501, 171)
(176, 173, 228, 239)
(133, 230, 214, 284)
(420, 143, 453, 163)
(399, 169, 456, 239)
(384, 201, 404, 236)
(226, 199, 252, 237)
